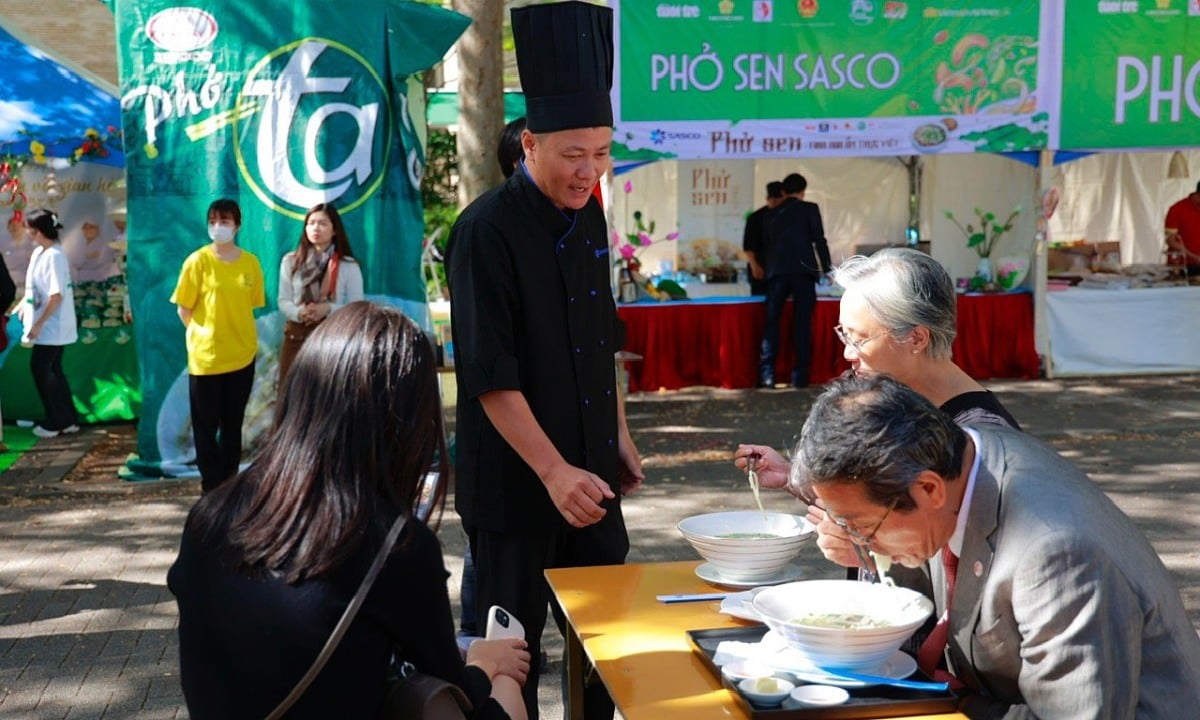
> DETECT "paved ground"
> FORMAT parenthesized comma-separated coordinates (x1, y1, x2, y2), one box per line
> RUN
(2, 375, 1200, 718)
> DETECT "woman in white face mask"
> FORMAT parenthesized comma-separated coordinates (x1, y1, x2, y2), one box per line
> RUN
(170, 198, 266, 492)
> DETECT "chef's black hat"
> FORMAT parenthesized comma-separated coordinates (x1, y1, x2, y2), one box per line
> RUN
(511, 1, 613, 134)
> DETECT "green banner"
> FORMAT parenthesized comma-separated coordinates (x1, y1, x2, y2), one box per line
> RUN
(105, 1, 467, 470)
(1060, 1, 1200, 150)
(614, 0, 1046, 158)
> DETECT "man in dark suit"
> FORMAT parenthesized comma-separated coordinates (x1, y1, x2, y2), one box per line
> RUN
(759, 172, 831, 388)
(741, 180, 782, 296)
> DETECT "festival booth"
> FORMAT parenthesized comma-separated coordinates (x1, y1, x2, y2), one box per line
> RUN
(607, 1, 1046, 390)
(608, 2, 1200, 388)
(0, 15, 137, 423)
(105, 0, 468, 476)
(1036, 4, 1200, 377)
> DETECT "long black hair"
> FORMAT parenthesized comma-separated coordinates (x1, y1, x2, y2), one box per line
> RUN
(187, 301, 447, 583)
(292, 202, 356, 266)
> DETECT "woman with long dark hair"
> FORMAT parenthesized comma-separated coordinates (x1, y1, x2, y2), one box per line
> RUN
(276, 202, 363, 391)
(168, 302, 529, 719)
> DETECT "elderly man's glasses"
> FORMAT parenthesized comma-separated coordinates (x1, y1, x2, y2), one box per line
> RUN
(821, 497, 898, 546)
(833, 325, 892, 354)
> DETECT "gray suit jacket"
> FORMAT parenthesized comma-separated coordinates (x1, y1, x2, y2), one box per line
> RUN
(930, 428, 1200, 718)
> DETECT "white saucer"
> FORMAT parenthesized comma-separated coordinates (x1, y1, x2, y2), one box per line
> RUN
(696, 562, 804, 589)
(784, 651, 918, 688)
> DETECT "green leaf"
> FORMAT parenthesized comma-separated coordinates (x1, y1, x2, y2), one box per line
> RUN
(968, 232, 986, 247)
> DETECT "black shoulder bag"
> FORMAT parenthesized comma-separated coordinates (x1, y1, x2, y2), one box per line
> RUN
(265, 514, 471, 720)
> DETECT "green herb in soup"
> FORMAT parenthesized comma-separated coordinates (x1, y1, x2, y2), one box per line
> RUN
(791, 612, 892, 630)
(718, 532, 779, 540)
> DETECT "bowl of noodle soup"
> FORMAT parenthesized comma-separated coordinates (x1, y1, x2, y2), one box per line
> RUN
(677, 511, 815, 583)
(751, 580, 933, 672)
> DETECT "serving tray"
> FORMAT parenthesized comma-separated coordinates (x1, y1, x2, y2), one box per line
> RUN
(687, 626, 960, 719)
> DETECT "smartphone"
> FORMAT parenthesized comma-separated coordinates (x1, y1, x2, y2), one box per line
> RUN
(484, 605, 525, 641)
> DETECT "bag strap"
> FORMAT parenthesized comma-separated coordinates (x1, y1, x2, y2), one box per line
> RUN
(266, 512, 408, 720)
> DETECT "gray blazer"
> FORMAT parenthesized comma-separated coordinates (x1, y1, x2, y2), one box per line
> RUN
(933, 428, 1200, 718)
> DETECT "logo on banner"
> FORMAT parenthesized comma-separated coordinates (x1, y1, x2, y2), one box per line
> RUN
(883, 1, 908, 19)
(1191, 0, 1200, 14)
(1097, 1, 1140, 12)
(753, 0, 774, 21)
(234, 39, 391, 218)
(849, 0, 876, 24)
(146, 7, 217, 52)
(798, 0, 819, 18)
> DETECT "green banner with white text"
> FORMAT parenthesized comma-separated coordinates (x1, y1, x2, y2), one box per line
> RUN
(1059, 1, 1200, 150)
(104, 0, 467, 471)
(613, 0, 1048, 160)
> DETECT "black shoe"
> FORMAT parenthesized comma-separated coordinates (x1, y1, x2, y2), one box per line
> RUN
(790, 381, 809, 389)
(756, 376, 776, 389)
(790, 371, 809, 389)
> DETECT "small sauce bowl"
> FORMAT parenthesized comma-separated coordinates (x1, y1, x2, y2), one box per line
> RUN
(790, 684, 850, 706)
(738, 676, 795, 707)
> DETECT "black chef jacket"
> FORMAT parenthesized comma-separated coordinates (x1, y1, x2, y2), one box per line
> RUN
(446, 167, 625, 534)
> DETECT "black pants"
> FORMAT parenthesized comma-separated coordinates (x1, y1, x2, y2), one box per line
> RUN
(188, 360, 255, 492)
(30, 344, 78, 431)
(468, 508, 629, 720)
(760, 273, 818, 385)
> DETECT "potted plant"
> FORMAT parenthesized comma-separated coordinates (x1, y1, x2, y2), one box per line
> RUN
(945, 205, 1021, 284)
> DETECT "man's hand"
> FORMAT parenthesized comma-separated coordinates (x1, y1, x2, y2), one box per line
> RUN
(751, 262, 765, 280)
(806, 504, 865, 569)
(541, 461, 614, 528)
(733, 444, 790, 490)
(617, 428, 644, 496)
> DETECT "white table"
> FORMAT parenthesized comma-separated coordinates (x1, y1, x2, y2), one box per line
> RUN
(1045, 285, 1200, 375)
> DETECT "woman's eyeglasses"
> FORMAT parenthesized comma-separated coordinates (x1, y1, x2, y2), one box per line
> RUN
(833, 325, 893, 355)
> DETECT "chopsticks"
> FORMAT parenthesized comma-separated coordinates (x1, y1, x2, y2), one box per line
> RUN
(807, 498, 880, 584)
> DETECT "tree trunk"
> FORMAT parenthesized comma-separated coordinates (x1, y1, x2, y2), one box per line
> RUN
(451, 0, 504, 206)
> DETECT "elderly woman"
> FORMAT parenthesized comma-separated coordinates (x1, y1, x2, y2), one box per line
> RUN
(735, 248, 1019, 569)
(169, 302, 529, 720)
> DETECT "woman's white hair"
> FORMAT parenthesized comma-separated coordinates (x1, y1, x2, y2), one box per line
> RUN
(831, 248, 957, 360)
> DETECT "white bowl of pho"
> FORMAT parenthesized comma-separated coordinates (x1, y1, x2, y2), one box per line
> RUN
(750, 579, 933, 672)
(677, 511, 815, 583)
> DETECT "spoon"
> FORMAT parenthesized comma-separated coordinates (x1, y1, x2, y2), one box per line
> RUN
(801, 667, 949, 693)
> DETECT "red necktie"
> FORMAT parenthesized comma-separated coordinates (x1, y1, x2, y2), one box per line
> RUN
(917, 547, 963, 686)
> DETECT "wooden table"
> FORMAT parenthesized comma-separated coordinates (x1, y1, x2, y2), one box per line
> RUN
(545, 561, 967, 720)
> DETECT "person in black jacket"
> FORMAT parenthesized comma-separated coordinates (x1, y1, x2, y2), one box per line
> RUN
(759, 173, 832, 388)
(742, 180, 783, 296)
(168, 302, 530, 720)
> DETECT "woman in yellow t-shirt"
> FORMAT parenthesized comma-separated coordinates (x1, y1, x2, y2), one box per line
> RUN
(170, 199, 265, 492)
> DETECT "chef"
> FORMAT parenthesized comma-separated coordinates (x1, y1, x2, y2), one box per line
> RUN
(445, 3, 644, 719)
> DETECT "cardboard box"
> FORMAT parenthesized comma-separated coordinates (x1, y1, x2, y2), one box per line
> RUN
(1047, 241, 1121, 273)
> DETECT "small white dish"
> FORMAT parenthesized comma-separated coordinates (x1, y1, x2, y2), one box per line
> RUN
(790, 684, 850, 706)
(696, 561, 804, 589)
(737, 676, 795, 707)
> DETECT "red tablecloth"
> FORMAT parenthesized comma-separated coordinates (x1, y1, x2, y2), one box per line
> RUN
(618, 293, 1039, 392)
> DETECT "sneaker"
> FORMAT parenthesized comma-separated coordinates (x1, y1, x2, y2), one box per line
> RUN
(61, 425, 81, 434)
(32, 425, 60, 438)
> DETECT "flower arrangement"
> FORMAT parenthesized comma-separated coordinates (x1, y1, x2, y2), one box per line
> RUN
(611, 179, 677, 272)
(2, 127, 122, 224)
(996, 257, 1029, 290)
(945, 205, 1021, 258)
